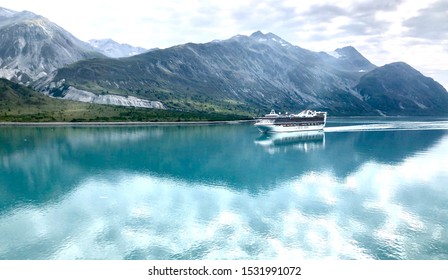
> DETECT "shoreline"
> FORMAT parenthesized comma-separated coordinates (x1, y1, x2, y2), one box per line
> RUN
(0, 120, 255, 127)
(1, 116, 446, 127)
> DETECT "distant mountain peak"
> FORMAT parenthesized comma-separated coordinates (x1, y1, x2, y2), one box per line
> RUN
(250, 30, 264, 37)
(88, 38, 147, 58)
(325, 45, 376, 71)
(337, 45, 356, 51)
(248, 31, 291, 47)
(335, 46, 363, 57)
(250, 31, 280, 40)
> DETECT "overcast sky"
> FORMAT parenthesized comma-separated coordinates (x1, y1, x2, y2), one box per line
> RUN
(2, 0, 447, 88)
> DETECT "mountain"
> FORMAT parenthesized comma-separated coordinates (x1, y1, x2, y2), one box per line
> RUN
(34, 31, 371, 114)
(88, 38, 148, 58)
(0, 7, 104, 84)
(34, 31, 448, 116)
(356, 62, 448, 115)
(323, 46, 376, 73)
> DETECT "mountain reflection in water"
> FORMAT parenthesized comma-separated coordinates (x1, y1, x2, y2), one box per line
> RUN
(0, 119, 448, 259)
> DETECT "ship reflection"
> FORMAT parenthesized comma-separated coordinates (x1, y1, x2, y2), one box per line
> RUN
(254, 130, 325, 154)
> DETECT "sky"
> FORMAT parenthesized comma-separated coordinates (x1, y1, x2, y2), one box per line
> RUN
(2, 0, 447, 88)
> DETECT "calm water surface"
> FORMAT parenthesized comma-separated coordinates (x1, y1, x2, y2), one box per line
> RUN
(1, 118, 448, 259)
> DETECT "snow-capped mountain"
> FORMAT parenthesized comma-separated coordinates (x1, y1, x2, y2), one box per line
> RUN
(0, 7, 103, 84)
(88, 38, 148, 58)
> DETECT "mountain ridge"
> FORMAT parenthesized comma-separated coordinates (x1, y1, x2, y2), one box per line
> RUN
(34, 31, 448, 116)
(88, 38, 148, 58)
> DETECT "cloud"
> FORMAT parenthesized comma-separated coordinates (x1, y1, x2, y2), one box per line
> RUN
(298, 0, 404, 38)
(229, 0, 302, 36)
(403, 0, 448, 40)
(352, 0, 404, 13)
(426, 69, 448, 91)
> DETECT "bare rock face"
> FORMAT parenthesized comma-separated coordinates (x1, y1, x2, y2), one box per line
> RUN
(61, 86, 165, 109)
(0, 7, 103, 84)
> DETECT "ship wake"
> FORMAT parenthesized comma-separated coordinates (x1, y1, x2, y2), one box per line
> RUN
(325, 121, 448, 133)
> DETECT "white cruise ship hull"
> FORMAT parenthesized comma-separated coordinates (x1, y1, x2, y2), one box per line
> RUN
(255, 122, 325, 133)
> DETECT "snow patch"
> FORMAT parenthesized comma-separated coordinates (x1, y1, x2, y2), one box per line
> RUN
(0, 68, 18, 80)
(17, 37, 26, 49)
(350, 89, 364, 101)
(35, 71, 48, 80)
(376, 110, 387, 116)
(414, 101, 427, 109)
(327, 51, 342, 59)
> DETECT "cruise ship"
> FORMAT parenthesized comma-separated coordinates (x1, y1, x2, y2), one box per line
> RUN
(254, 109, 327, 133)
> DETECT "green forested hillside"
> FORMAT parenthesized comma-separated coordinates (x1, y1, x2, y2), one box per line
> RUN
(0, 79, 250, 122)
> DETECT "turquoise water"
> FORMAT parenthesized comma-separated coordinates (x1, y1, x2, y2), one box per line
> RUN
(1, 118, 448, 259)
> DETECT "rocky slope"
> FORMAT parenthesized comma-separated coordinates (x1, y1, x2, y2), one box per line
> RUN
(0, 7, 103, 84)
(356, 62, 448, 115)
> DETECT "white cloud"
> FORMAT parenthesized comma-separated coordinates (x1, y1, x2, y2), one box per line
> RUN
(1, 134, 448, 259)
